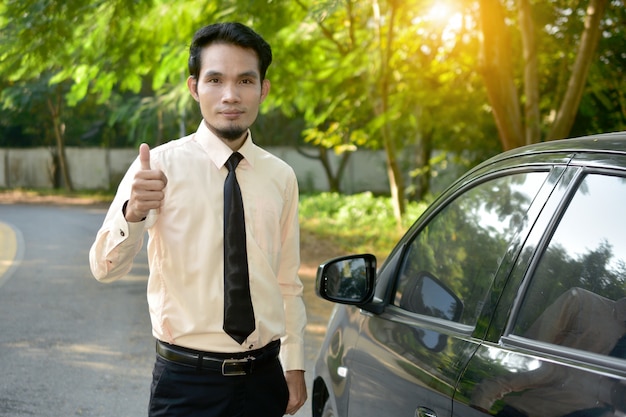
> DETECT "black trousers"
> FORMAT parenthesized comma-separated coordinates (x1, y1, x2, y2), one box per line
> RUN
(148, 354, 289, 417)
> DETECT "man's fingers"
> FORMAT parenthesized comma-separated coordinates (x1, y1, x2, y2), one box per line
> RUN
(126, 144, 167, 222)
(139, 143, 151, 170)
(284, 370, 307, 415)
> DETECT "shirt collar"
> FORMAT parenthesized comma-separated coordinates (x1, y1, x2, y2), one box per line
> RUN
(194, 121, 257, 169)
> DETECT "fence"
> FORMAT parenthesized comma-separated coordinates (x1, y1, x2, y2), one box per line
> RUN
(0, 147, 390, 194)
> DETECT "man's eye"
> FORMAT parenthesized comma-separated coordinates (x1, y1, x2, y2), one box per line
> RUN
(207, 78, 220, 83)
(241, 79, 254, 84)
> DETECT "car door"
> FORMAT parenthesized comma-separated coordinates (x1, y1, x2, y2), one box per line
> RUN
(456, 156, 626, 417)
(344, 162, 561, 417)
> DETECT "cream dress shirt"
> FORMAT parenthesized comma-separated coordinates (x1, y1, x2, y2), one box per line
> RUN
(89, 121, 306, 371)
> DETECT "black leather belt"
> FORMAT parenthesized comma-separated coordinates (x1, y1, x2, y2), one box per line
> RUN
(156, 340, 280, 376)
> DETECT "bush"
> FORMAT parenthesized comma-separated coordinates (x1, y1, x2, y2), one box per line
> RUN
(299, 192, 427, 258)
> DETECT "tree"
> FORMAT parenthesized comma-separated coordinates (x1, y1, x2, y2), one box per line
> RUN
(276, 0, 414, 219)
(270, 0, 492, 225)
(2, 0, 622, 205)
(477, 0, 620, 149)
(0, 0, 237, 189)
(0, 1, 84, 190)
(546, 0, 609, 141)
(0, 0, 150, 190)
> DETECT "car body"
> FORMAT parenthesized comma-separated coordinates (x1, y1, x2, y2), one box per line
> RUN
(312, 132, 626, 417)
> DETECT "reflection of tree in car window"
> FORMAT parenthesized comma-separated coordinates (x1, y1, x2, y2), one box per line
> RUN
(394, 172, 548, 326)
(516, 239, 626, 334)
(472, 173, 626, 417)
(515, 173, 626, 334)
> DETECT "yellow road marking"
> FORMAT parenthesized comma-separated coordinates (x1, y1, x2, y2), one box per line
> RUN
(0, 221, 18, 278)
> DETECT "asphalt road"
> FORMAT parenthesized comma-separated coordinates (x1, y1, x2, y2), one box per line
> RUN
(0, 204, 322, 417)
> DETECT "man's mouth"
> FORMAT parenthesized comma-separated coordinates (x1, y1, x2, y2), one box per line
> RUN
(221, 109, 243, 119)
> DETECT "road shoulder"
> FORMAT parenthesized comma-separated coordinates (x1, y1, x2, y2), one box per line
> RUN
(0, 221, 19, 286)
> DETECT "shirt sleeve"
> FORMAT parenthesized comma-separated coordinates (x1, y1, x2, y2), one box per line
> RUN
(277, 172, 307, 371)
(89, 158, 151, 283)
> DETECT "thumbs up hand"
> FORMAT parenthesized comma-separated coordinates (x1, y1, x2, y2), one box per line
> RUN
(125, 143, 168, 222)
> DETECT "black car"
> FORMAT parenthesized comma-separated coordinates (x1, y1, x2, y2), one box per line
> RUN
(312, 132, 626, 417)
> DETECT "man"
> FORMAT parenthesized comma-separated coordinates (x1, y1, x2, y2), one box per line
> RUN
(89, 22, 307, 417)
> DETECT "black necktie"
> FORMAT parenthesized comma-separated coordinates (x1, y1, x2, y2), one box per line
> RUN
(223, 152, 255, 344)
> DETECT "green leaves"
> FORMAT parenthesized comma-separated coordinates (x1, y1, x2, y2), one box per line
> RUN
(1, 0, 623, 198)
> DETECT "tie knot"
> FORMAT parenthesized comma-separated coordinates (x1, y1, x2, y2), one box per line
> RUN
(226, 152, 243, 172)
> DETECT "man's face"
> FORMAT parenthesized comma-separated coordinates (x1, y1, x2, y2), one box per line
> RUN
(187, 43, 270, 147)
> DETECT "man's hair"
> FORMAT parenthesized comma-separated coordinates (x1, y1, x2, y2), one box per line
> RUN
(188, 22, 273, 81)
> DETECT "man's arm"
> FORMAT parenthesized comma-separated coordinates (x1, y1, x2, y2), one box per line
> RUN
(278, 173, 307, 414)
(89, 143, 167, 282)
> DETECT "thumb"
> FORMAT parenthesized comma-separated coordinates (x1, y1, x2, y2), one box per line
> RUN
(139, 143, 151, 170)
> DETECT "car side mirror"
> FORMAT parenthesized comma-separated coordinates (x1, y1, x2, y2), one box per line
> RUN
(316, 254, 377, 306)
(400, 271, 463, 322)
(399, 271, 464, 352)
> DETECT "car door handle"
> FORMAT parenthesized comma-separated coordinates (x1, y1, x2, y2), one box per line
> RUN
(416, 406, 437, 417)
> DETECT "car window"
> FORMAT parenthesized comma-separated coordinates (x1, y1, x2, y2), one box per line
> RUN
(513, 173, 626, 358)
(394, 172, 549, 326)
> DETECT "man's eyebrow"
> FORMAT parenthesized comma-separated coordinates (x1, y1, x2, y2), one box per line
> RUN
(202, 70, 259, 79)
(238, 71, 260, 79)
(203, 70, 223, 77)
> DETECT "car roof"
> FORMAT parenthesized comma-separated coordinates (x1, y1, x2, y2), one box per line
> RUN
(481, 131, 626, 166)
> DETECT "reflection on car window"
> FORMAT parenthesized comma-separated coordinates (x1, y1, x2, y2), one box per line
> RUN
(394, 172, 548, 326)
(514, 173, 626, 358)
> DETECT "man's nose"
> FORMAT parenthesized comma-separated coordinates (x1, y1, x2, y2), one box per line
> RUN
(222, 83, 240, 102)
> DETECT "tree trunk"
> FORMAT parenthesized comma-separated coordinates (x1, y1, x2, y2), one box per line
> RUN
(294, 145, 351, 193)
(373, 0, 405, 226)
(416, 129, 433, 200)
(383, 128, 404, 223)
(547, 0, 608, 140)
(318, 147, 350, 193)
(47, 96, 73, 192)
(519, 0, 541, 145)
(478, 0, 524, 151)
(333, 149, 352, 193)
(156, 107, 164, 146)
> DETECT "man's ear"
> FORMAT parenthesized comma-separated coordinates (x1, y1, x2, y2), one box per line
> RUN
(260, 79, 271, 103)
(187, 76, 199, 102)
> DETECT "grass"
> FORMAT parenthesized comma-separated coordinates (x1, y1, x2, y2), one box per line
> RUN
(299, 192, 428, 259)
(1, 188, 428, 259)
(0, 187, 116, 203)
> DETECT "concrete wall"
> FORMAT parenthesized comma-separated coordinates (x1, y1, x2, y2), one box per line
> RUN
(0, 149, 6, 188)
(0, 147, 390, 193)
(5, 148, 55, 188)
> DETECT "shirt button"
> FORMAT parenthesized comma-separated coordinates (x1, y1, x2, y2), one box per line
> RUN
(248, 344, 254, 349)
(120, 229, 125, 237)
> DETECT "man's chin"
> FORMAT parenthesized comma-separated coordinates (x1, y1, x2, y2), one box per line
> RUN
(222, 131, 247, 141)
(206, 122, 247, 141)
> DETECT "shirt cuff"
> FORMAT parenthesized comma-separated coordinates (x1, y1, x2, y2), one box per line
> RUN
(110, 203, 146, 247)
(279, 340, 305, 371)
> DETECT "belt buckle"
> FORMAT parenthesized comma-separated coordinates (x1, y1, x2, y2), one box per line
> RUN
(222, 357, 253, 376)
